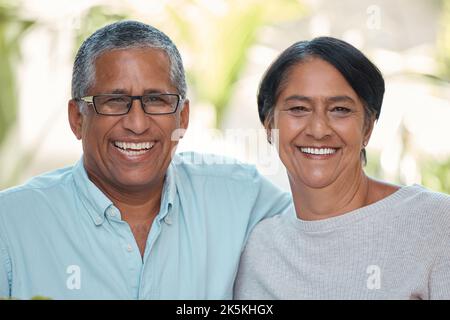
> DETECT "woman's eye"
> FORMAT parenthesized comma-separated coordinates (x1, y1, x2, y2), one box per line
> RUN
(332, 106, 351, 113)
(287, 106, 309, 115)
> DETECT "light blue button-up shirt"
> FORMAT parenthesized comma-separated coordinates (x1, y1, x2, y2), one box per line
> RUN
(0, 152, 291, 299)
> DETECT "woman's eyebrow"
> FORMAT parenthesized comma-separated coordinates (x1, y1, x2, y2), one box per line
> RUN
(326, 95, 356, 104)
(284, 95, 313, 103)
(284, 95, 356, 104)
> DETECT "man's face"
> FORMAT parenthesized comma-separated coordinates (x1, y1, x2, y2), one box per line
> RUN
(69, 48, 189, 194)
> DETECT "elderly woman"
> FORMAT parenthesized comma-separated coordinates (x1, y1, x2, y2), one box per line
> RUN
(234, 37, 450, 300)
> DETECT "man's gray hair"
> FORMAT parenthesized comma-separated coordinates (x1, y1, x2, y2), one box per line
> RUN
(71, 20, 187, 110)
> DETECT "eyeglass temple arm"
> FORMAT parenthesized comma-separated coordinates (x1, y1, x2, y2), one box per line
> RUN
(78, 96, 94, 103)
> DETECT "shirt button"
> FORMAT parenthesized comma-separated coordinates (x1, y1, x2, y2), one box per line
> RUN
(95, 217, 102, 224)
(164, 216, 172, 225)
(126, 244, 133, 252)
(107, 206, 119, 217)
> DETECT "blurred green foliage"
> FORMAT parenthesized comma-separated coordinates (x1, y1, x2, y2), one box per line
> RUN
(74, 5, 128, 56)
(0, 1, 34, 189)
(421, 157, 450, 194)
(438, 0, 450, 80)
(0, 0, 33, 148)
(0, 1, 449, 196)
(366, 151, 450, 195)
(365, 150, 383, 179)
(167, 0, 306, 127)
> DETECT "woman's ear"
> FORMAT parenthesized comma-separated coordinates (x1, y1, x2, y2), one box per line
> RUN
(363, 116, 376, 147)
(264, 117, 273, 144)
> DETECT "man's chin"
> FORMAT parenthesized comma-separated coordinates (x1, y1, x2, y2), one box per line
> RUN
(112, 174, 163, 191)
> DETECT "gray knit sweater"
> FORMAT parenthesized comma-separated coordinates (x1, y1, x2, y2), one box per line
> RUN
(234, 185, 450, 300)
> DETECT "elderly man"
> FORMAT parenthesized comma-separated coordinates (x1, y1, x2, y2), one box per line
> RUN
(0, 20, 290, 299)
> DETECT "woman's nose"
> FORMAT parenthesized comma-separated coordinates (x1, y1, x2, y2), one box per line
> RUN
(304, 112, 333, 140)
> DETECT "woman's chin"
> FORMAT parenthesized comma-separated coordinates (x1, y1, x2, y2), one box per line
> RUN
(289, 174, 336, 190)
(303, 180, 334, 190)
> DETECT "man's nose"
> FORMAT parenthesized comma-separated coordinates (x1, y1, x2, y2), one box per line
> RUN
(304, 111, 333, 140)
(121, 99, 149, 135)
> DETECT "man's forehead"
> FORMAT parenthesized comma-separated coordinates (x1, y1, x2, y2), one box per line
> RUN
(94, 47, 169, 64)
(92, 48, 171, 80)
(85, 47, 175, 95)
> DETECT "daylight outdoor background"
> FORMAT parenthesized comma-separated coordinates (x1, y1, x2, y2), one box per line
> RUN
(1, 0, 449, 193)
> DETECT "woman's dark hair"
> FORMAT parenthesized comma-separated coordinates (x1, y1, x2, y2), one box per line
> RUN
(257, 36, 385, 164)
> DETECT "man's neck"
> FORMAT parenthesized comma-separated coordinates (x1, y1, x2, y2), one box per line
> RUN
(290, 169, 370, 221)
(86, 169, 165, 223)
(87, 174, 165, 258)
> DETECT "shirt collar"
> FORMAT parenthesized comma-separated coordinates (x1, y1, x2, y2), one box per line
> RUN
(72, 157, 177, 226)
(157, 161, 176, 223)
(72, 158, 112, 226)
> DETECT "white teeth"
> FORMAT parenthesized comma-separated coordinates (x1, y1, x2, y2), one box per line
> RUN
(114, 141, 155, 151)
(300, 147, 337, 155)
(117, 148, 149, 156)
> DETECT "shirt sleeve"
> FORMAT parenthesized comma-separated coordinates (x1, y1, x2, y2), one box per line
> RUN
(0, 234, 11, 298)
(429, 232, 450, 300)
(244, 167, 292, 244)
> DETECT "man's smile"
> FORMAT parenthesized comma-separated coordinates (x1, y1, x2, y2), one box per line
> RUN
(112, 140, 156, 157)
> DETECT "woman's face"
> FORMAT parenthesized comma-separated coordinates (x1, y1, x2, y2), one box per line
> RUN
(271, 57, 373, 189)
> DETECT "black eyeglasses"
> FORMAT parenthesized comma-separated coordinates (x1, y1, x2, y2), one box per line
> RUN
(78, 93, 182, 115)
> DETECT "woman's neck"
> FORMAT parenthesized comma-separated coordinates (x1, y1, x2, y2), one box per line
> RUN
(290, 169, 371, 221)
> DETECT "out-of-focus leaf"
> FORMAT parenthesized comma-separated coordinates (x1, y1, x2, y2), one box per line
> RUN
(438, 0, 450, 81)
(167, 0, 306, 127)
(74, 5, 128, 57)
(0, 2, 34, 147)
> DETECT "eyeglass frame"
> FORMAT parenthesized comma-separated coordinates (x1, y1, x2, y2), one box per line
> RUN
(76, 93, 182, 116)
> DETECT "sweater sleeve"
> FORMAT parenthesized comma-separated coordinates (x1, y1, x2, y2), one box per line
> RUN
(244, 168, 292, 245)
(429, 231, 450, 299)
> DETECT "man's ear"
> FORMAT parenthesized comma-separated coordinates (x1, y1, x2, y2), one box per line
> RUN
(68, 99, 83, 140)
(179, 99, 190, 132)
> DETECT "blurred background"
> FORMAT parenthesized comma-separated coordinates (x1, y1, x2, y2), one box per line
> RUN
(0, 0, 449, 193)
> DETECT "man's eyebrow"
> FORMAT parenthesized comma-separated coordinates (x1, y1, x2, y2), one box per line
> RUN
(106, 89, 166, 95)
(109, 89, 128, 94)
(326, 95, 356, 104)
(143, 89, 165, 95)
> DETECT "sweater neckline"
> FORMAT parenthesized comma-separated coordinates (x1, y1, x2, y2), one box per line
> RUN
(288, 184, 424, 232)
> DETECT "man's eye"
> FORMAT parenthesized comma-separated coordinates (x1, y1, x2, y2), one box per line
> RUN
(144, 96, 167, 104)
(107, 97, 127, 103)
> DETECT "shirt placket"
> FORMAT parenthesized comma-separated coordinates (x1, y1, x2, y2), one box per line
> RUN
(105, 205, 144, 299)
(137, 204, 173, 299)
